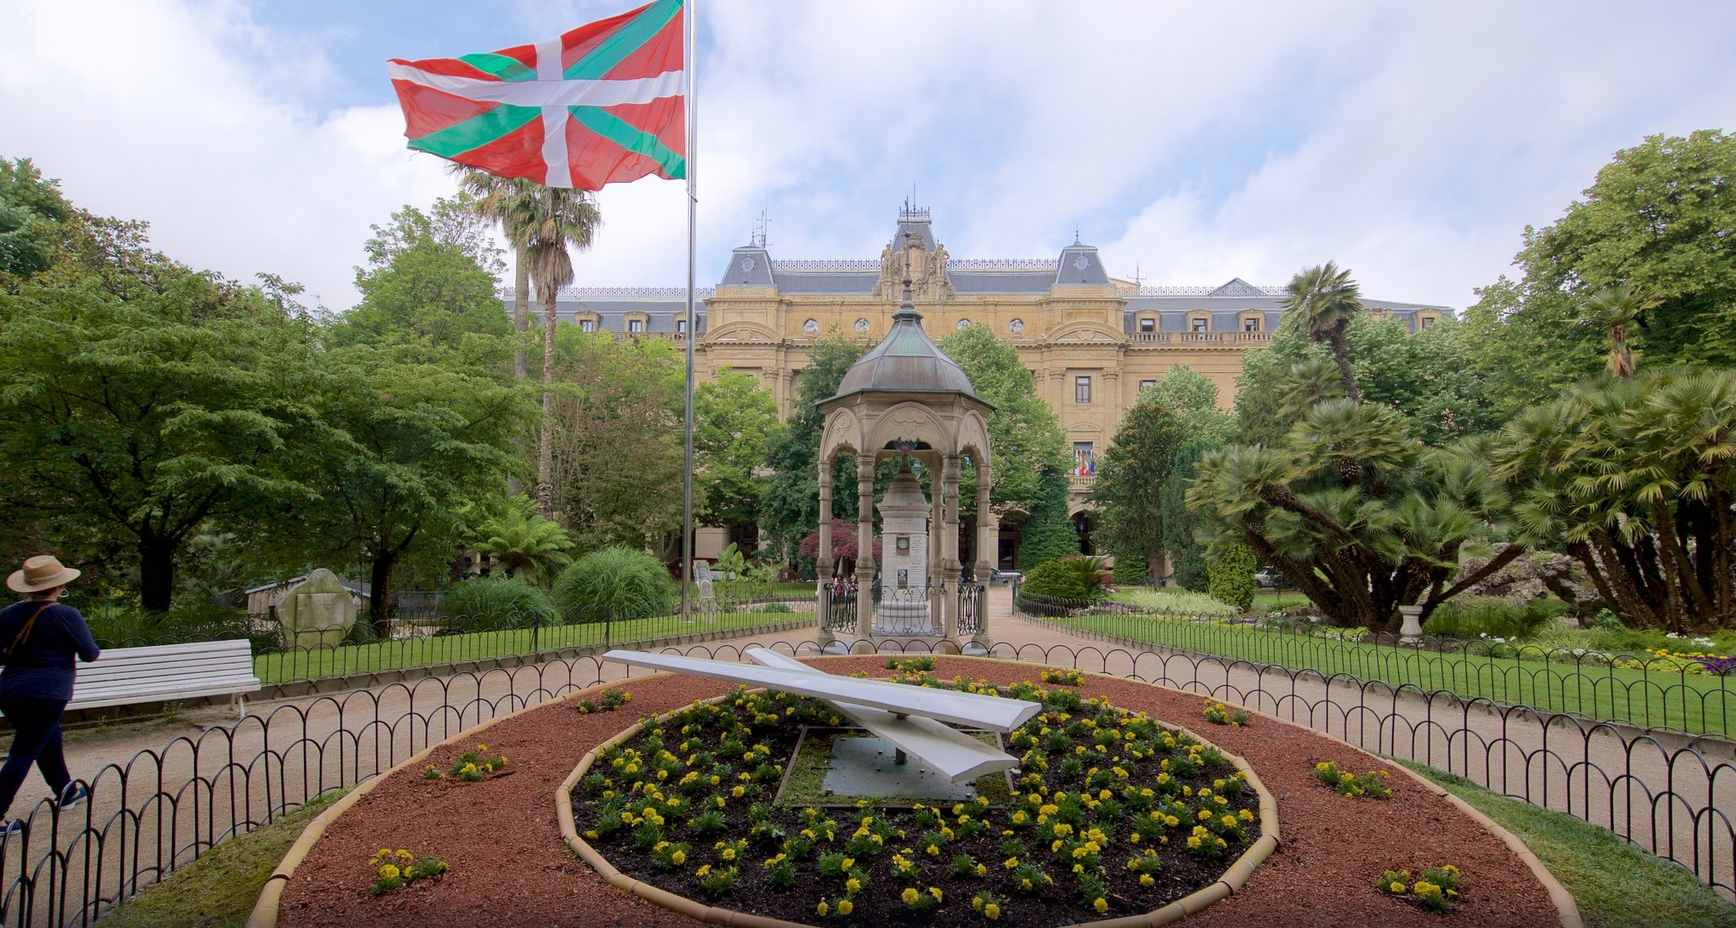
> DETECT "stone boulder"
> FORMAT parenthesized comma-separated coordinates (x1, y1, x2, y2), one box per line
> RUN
(278, 569, 358, 649)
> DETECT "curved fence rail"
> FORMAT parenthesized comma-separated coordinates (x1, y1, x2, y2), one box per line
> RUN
(1014, 590, 1736, 737)
(2, 637, 1731, 925)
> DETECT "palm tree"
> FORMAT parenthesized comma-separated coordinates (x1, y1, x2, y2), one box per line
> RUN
(1280, 262, 1365, 403)
(475, 505, 575, 586)
(1582, 283, 1660, 381)
(451, 170, 602, 516)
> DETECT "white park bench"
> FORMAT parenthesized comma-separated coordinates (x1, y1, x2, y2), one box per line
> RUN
(69, 640, 263, 717)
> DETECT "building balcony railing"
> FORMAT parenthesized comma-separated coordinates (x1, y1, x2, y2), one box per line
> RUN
(1128, 331, 1271, 345)
(609, 330, 689, 342)
(1070, 474, 1095, 490)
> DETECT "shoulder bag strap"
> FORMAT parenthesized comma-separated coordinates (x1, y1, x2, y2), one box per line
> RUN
(5, 601, 56, 663)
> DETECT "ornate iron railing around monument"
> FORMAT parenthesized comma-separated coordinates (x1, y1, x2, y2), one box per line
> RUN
(955, 583, 985, 637)
(2, 638, 1731, 925)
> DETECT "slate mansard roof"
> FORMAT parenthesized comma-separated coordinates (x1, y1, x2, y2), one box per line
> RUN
(499, 214, 1454, 334)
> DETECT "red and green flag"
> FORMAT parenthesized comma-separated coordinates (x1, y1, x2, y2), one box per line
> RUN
(387, 0, 685, 190)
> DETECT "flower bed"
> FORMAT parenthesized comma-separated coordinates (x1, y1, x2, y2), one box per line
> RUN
(567, 674, 1269, 926)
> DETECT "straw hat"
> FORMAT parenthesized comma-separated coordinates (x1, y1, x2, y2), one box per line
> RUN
(8, 555, 80, 594)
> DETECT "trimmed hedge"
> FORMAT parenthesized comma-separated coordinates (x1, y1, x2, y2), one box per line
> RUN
(1206, 543, 1256, 612)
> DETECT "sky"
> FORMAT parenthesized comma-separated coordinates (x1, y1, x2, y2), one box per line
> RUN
(2, 0, 1732, 311)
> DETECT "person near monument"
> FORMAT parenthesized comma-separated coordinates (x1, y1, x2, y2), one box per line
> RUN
(0, 556, 100, 834)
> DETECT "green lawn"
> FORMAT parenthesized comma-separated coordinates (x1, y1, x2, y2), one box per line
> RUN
(94, 790, 345, 928)
(252, 610, 809, 684)
(1043, 611, 1736, 735)
(1398, 761, 1736, 928)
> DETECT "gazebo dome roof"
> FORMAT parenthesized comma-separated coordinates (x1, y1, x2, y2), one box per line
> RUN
(828, 279, 983, 405)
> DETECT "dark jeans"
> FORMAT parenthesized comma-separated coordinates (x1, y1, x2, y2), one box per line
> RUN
(0, 696, 72, 820)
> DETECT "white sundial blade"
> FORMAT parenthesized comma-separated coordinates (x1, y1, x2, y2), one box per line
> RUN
(744, 649, 1021, 783)
(602, 650, 1041, 732)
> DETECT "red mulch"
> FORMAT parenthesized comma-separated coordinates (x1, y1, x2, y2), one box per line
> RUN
(275, 657, 1562, 928)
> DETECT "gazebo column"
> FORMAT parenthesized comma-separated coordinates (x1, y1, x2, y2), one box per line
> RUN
(815, 463, 834, 647)
(928, 460, 944, 632)
(974, 461, 995, 648)
(940, 453, 962, 639)
(855, 454, 876, 640)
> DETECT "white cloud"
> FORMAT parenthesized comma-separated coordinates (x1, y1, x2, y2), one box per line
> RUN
(1, 0, 1731, 310)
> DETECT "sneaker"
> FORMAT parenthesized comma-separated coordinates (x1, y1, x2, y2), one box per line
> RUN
(57, 784, 87, 809)
(0, 819, 21, 837)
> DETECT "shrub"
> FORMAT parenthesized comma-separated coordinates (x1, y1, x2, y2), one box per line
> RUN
(1423, 595, 1568, 640)
(83, 598, 256, 649)
(438, 576, 556, 632)
(1206, 543, 1256, 612)
(1021, 556, 1108, 603)
(1202, 702, 1249, 727)
(1378, 864, 1462, 913)
(553, 546, 677, 624)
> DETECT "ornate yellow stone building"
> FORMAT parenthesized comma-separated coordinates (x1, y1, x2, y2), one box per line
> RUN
(515, 207, 1451, 562)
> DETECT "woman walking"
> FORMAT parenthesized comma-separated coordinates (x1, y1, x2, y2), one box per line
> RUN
(0, 556, 100, 834)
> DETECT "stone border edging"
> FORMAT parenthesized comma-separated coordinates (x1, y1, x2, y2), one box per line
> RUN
(243, 676, 634, 928)
(555, 657, 1282, 928)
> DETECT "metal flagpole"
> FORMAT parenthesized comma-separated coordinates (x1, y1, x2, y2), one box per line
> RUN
(679, 0, 698, 621)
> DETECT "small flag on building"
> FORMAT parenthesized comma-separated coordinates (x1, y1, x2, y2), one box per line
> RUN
(387, 0, 686, 190)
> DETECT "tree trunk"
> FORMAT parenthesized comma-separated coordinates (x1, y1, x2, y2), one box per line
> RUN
(139, 537, 175, 614)
(537, 285, 557, 517)
(1329, 327, 1361, 403)
(369, 554, 395, 638)
(513, 248, 530, 381)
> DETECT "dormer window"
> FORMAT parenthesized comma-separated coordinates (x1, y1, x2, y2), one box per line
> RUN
(579, 319, 596, 333)
(1191, 318, 1208, 334)
(1243, 317, 1260, 333)
(676, 318, 687, 334)
(1138, 317, 1156, 333)
(628, 318, 644, 334)
(1420, 316, 1435, 329)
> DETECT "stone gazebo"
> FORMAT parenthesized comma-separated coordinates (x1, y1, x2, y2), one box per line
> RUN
(814, 269, 996, 653)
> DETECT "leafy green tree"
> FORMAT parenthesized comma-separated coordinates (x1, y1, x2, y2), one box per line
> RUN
(473, 497, 573, 586)
(1090, 400, 1185, 587)
(1237, 315, 1497, 446)
(0, 157, 73, 286)
(1494, 369, 1736, 630)
(0, 259, 312, 612)
(938, 324, 1072, 513)
(546, 328, 687, 557)
(760, 335, 866, 560)
(277, 343, 529, 631)
(334, 195, 510, 350)
(1279, 262, 1365, 402)
(1138, 366, 1235, 447)
(694, 368, 783, 532)
(1464, 130, 1736, 411)
(1016, 473, 1079, 570)
(1160, 441, 1215, 591)
(1206, 542, 1256, 612)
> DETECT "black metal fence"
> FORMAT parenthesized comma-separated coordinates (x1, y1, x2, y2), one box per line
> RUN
(3, 638, 1731, 926)
(1013, 590, 1736, 738)
(955, 582, 985, 637)
(91, 593, 819, 689)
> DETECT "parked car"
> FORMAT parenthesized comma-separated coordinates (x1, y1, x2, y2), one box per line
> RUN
(989, 569, 1024, 585)
(1255, 567, 1289, 589)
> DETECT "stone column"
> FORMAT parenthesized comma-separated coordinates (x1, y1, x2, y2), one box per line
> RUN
(974, 462, 995, 649)
(855, 454, 876, 641)
(928, 460, 944, 629)
(815, 462, 834, 648)
(940, 453, 962, 639)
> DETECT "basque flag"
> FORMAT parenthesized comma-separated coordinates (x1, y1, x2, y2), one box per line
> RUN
(387, 0, 686, 190)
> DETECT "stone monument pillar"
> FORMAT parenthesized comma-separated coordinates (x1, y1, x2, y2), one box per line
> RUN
(815, 464, 834, 648)
(972, 461, 995, 651)
(874, 460, 932, 635)
(855, 455, 876, 643)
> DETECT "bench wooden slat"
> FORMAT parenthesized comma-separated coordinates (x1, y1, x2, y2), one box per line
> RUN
(68, 640, 261, 711)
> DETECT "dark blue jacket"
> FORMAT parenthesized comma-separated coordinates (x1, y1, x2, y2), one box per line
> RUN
(0, 601, 101, 701)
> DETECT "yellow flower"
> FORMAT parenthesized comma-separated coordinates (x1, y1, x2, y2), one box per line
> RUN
(1140, 873, 1155, 887)
(902, 888, 920, 905)
(984, 902, 1001, 919)
(1094, 897, 1108, 914)
(1316, 762, 1330, 771)
(846, 878, 861, 894)
(837, 899, 853, 915)
(816, 901, 829, 917)
(929, 887, 943, 902)
(1389, 881, 1406, 893)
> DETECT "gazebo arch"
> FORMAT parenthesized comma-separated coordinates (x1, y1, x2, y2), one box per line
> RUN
(814, 263, 995, 653)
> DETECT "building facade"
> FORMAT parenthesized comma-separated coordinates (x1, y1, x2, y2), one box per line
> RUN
(509, 208, 1452, 561)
